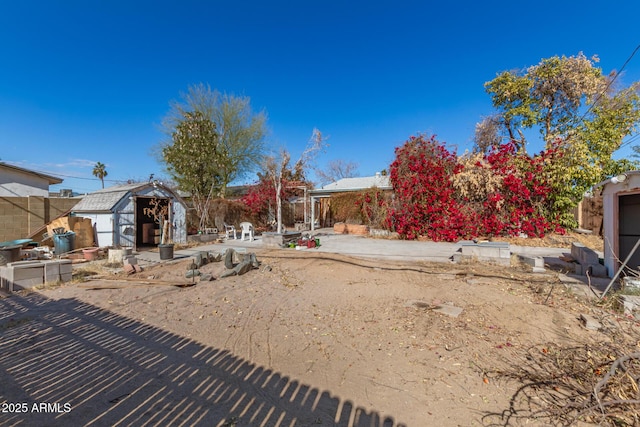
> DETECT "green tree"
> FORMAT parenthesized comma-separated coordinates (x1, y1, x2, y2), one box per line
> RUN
(161, 111, 220, 230)
(160, 83, 267, 199)
(92, 162, 108, 189)
(479, 53, 640, 226)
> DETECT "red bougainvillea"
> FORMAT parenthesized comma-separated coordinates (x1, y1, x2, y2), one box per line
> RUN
(241, 176, 306, 227)
(388, 134, 563, 241)
(242, 177, 275, 218)
(387, 135, 478, 241)
(478, 141, 561, 238)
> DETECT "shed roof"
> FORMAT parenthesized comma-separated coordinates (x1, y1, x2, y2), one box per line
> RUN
(310, 174, 392, 195)
(72, 182, 184, 212)
(595, 170, 640, 194)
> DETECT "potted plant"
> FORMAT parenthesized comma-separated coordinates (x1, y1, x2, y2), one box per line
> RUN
(144, 198, 174, 260)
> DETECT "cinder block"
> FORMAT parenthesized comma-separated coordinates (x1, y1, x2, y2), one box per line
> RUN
(11, 264, 44, 281)
(575, 263, 607, 278)
(459, 242, 511, 266)
(123, 255, 138, 265)
(571, 242, 585, 260)
(518, 255, 544, 268)
(587, 263, 607, 278)
(59, 260, 72, 274)
(0, 267, 10, 292)
(481, 247, 501, 258)
(44, 262, 60, 276)
(571, 242, 599, 265)
(42, 260, 73, 283)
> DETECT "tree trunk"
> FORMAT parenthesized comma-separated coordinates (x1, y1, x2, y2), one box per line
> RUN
(276, 180, 283, 234)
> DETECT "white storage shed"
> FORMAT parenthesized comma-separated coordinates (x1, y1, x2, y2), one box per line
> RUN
(71, 182, 187, 249)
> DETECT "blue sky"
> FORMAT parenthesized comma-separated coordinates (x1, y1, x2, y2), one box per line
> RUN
(2, 1, 640, 194)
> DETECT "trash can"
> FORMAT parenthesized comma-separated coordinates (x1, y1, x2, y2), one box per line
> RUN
(53, 232, 76, 254)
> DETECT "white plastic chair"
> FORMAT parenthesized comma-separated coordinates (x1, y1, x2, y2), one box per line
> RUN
(239, 222, 254, 241)
(224, 223, 237, 240)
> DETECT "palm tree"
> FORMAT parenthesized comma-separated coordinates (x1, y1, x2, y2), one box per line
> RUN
(92, 162, 108, 189)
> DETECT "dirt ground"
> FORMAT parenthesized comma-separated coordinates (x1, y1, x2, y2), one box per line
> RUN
(1, 239, 639, 426)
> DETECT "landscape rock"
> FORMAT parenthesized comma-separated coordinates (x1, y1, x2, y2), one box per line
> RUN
(579, 313, 601, 331)
(433, 304, 463, 318)
(185, 269, 201, 279)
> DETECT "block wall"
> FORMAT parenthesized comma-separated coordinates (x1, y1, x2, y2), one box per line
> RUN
(0, 197, 80, 242)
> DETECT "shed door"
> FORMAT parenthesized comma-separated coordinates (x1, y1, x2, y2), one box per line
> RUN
(619, 194, 640, 273)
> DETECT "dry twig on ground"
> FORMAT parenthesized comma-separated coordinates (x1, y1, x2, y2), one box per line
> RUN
(481, 341, 640, 426)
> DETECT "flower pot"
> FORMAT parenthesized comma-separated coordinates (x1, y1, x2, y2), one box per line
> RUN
(82, 247, 99, 261)
(158, 243, 174, 260)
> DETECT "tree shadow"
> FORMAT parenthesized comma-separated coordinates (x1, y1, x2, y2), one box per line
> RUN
(0, 293, 405, 427)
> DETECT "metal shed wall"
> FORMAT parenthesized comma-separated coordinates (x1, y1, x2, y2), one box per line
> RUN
(602, 172, 640, 278)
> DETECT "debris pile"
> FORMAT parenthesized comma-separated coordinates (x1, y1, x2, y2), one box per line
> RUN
(483, 342, 640, 426)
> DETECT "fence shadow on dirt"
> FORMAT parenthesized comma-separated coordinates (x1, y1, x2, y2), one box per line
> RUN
(0, 293, 405, 427)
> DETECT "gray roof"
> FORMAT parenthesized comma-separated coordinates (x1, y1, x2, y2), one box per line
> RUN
(72, 182, 188, 212)
(72, 183, 146, 212)
(310, 175, 392, 195)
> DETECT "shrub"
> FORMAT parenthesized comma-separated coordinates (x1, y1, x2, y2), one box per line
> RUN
(388, 134, 478, 241)
(354, 188, 392, 229)
(388, 135, 563, 241)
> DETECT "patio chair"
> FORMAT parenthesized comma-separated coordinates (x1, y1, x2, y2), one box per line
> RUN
(239, 222, 254, 241)
(224, 223, 237, 240)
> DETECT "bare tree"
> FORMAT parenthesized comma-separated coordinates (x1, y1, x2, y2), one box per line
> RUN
(473, 115, 503, 154)
(263, 129, 327, 234)
(316, 159, 359, 185)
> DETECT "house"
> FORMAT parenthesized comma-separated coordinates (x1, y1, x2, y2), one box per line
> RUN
(0, 162, 62, 197)
(0, 163, 79, 242)
(71, 182, 187, 249)
(309, 173, 392, 230)
(600, 171, 640, 278)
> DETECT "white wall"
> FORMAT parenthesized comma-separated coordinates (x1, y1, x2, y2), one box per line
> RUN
(74, 213, 114, 248)
(0, 168, 51, 197)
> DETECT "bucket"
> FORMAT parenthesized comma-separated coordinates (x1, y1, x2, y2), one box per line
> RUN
(158, 244, 174, 260)
(83, 247, 99, 261)
(53, 232, 75, 254)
